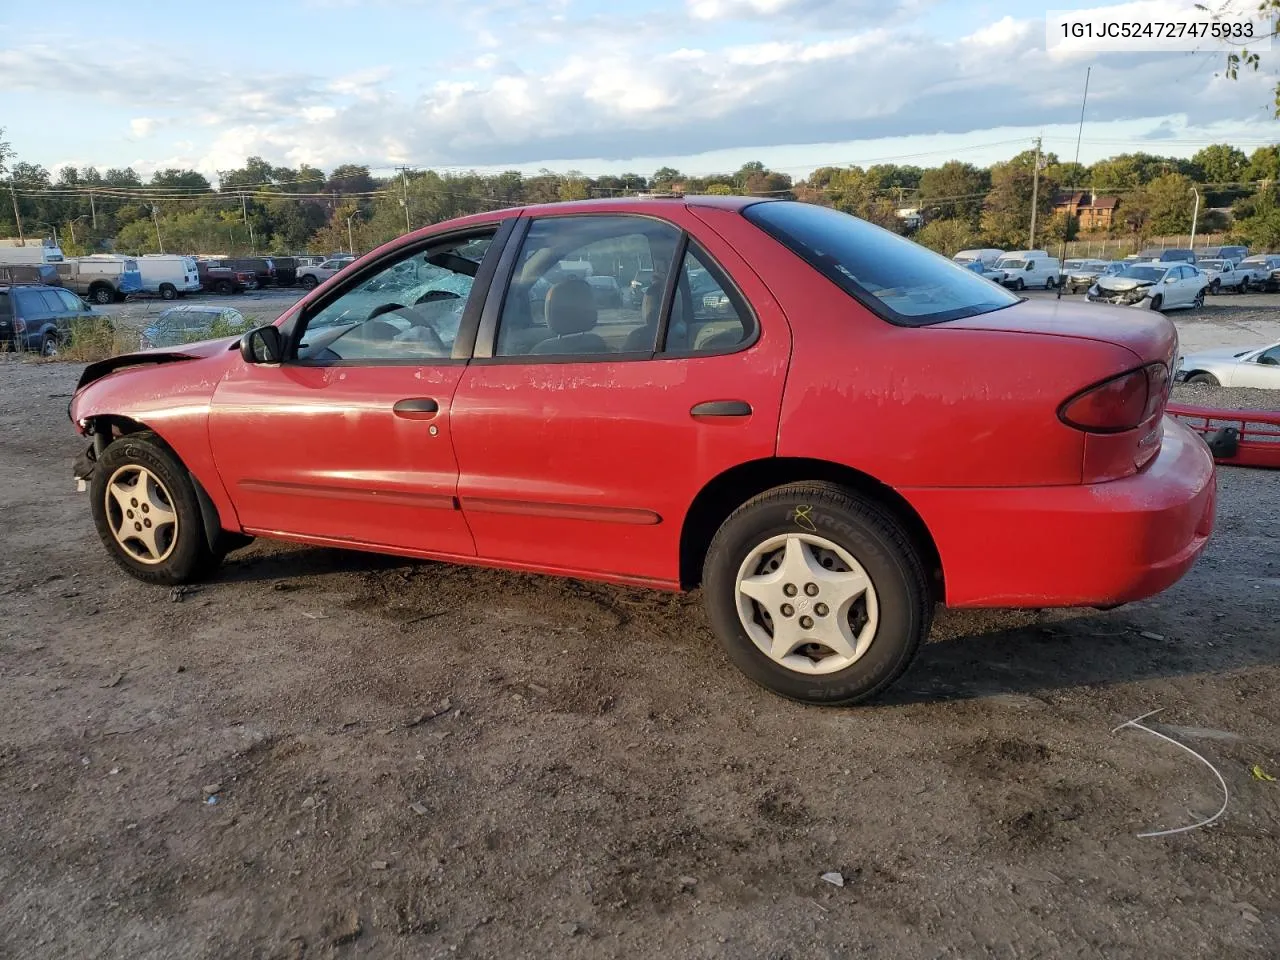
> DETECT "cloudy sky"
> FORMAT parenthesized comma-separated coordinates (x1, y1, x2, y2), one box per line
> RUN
(1, 0, 1275, 183)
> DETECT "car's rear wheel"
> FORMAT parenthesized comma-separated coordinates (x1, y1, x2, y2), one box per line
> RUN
(90, 285, 114, 305)
(1193, 288, 1206, 309)
(160, 283, 177, 300)
(90, 432, 220, 585)
(215, 280, 233, 295)
(703, 482, 932, 706)
(1187, 372, 1220, 386)
(40, 333, 59, 357)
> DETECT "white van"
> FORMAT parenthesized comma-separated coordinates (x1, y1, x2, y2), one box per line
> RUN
(0, 239, 66, 264)
(953, 248, 1004, 268)
(992, 251, 1062, 290)
(137, 255, 202, 299)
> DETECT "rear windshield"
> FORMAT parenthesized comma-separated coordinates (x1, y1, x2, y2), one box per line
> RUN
(743, 201, 1018, 326)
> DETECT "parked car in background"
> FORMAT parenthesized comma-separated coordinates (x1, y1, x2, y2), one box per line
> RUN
(1062, 259, 1125, 294)
(1237, 254, 1280, 292)
(1197, 259, 1252, 293)
(141, 306, 248, 349)
(1194, 246, 1249, 264)
(0, 239, 66, 264)
(67, 196, 1215, 706)
(992, 251, 1062, 290)
(137, 255, 201, 300)
(1137, 248, 1196, 264)
(297, 257, 355, 289)
(57, 256, 144, 304)
(223, 257, 276, 288)
(1088, 262, 1208, 311)
(1176, 341, 1280, 388)
(269, 256, 299, 286)
(196, 259, 258, 294)
(952, 248, 1005, 268)
(0, 283, 97, 355)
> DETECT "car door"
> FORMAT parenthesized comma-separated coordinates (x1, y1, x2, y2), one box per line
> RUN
(11, 289, 49, 349)
(450, 211, 791, 586)
(208, 223, 510, 557)
(54, 288, 90, 334)
(1232, 344, 1280, 389)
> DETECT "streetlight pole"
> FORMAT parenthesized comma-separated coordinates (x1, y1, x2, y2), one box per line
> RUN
(151, 205, 165, 254)
(346, 212, 358, 256)
(1189, 186, 1201, 251)
(1029, 136, 1043, 250)
(68, 215, 89, 247)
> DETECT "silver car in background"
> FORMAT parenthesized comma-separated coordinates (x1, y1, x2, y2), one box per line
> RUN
(1176, 342, 1280, 388)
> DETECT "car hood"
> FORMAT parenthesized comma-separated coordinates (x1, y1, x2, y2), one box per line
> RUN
(75, 335, 242, 392)
(1096, 276, 1155, 292)
(1181, 346, 1253, 364)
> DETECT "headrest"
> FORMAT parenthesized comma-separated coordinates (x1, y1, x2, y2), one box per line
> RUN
(545, 277, 597, 336)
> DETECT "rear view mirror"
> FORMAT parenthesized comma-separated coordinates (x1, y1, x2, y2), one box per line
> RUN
(240, 325, 283, 364)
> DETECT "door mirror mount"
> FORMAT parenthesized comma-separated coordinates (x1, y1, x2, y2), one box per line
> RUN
(240, 324, 284, 364)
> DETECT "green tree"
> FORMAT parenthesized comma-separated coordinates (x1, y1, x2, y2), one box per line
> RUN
(1214, 0, 1279, 114)
(1230, 182, 1280, 248)
(1192, 144, 1248, 184)
(651, 167, 682, 189)
(1120, 172, 1196, 237)
(913, 218, 980, 256)
(917, 161, 989, 223)
(704, 183, 734, 195)
(151, 168, 212, 191)
(980, 151, 1058, 248)
(1244, 145, 1280, 182)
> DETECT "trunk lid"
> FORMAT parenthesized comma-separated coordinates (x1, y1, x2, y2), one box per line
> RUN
(944, 297, 1177, 367)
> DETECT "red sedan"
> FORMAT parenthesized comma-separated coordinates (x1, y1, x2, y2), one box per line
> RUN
(69, 197, 1216, 705)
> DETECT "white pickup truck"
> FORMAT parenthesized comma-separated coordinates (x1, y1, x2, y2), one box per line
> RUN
(1197, 259, 1252, 294)
(1237, 255, 1280, 292)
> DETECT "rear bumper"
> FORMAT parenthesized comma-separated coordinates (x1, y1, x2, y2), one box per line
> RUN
(902, 417, 1216, 608)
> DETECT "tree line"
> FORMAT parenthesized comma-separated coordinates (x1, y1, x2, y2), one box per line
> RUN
(2, 129, 1278, 260)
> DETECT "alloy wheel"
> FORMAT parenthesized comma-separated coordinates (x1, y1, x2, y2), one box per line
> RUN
(104, 465, 179, 564)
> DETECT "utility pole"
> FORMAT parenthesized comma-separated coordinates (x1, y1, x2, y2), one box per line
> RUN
(9, 180, 24, 244)
(400, 166, 412, 235)
(1189, 186, 1201, 251)
(151, 205, 165, 254)
(1029, 136, 1043, 250)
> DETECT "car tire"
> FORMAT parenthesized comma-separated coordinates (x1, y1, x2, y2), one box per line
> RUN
(40, 332, 58, 357)
(1149, 294, 1164, 312)
(1186, 372, 1220, 386)
(89, 431, 220, 585)
(215, 280, 233, 295)
(90, 285, 114, 305)
(702, 481, 932, 706)
(160, 283, 177, 300)
(1045, 275, 1056, 289)
(1193, 289, 1206, 309)
(300, 275, 318, 289)
(1240, 278, 1250, 294)
(1209, 280, 1220, 295)
(1014, 278, 1025, 291)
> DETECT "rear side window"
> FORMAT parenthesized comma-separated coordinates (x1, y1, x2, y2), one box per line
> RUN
(40, 291, 66, 312)
(663, 244, 754, 354)
(744, 201, 1018, 326)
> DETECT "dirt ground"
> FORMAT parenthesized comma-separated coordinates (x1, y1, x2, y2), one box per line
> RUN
(1, 307, 1278, 958)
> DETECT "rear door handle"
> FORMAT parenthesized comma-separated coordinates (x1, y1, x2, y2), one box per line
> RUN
(392, 397, 440, 419)
(690, 400, 752, 418)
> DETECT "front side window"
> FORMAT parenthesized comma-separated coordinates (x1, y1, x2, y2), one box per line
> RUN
(1257, 345, 1280, 365)
(495, 215, 680, 358)
(56, 289, 84, 312)
(745, 201, 1018, 326)
(663, 245, 753, 354)
(40, 291, 67, 313)
(295, 231, 495, 363)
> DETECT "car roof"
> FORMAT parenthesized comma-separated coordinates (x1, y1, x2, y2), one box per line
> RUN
(0, 283, 62, 292)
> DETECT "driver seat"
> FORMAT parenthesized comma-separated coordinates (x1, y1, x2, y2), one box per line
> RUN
(531, 277, 609, 355)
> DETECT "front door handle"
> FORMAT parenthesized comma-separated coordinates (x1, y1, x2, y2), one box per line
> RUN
(393, 397, 440, 419)
(690, 400, 752, 418)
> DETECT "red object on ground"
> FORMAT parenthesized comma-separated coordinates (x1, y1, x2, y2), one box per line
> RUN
(1167, 402, 1280, 470)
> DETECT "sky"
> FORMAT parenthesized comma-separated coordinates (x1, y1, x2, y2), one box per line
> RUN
(0, 0, 1276, 185)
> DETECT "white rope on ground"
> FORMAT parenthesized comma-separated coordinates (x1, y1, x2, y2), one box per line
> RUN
(1112, 707, 1230, 839)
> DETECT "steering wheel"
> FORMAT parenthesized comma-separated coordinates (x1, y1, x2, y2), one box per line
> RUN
(368, 302, 408, 321)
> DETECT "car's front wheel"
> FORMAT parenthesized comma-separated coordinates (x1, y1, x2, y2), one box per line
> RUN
(703, 482, 932, 706)
(1209, 280, 1221, 295)
(90, 432, 220, 585)
(40, 333, 59, 357)
(1187, 372, 1220, 386)
(300, 275, 319, 289)
(1149, 293, 1164, 311)
(1013, 278, 1025, 291)
(1045, 275, 1056, 289)
(1240, 278, 1251, 293)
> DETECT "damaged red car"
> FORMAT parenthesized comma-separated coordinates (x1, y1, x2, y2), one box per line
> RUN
(69, 197, 1216, 705)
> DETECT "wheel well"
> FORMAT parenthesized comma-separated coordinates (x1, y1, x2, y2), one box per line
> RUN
(678, 457, 944, 599)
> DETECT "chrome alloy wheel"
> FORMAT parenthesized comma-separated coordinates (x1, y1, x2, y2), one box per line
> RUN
(104, 465, 179, 564)
(735, 533, 879, 675)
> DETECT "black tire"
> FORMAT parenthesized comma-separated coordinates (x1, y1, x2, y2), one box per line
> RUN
(300, 275, 319, 290)
(702, 482, 932, 706)
(1045, 275, 1056, 289)
(40, 332, 59, 357)
(89, 431, 219, 585)
(1240, 278, 1250, 294)
(90, 285, 114, 305)
(160, 283, 177, 300)
(1014, 278, 1025, 291)
(1193, 288, 1206, 309)
(215, 280, 234, 295)
(1149, 294, 1163, 312)
(1186, 372, 1219, 386)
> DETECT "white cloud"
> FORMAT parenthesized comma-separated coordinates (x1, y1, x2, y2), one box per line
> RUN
(129, 117, 157, 138)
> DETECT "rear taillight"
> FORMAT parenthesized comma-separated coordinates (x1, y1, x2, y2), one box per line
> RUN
(14, 317, 26, 333)
(1059, 362, 1169, 434)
